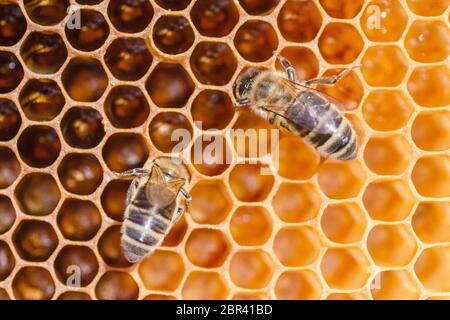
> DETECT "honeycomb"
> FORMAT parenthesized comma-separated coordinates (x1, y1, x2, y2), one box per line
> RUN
(0, 0, 449, 300)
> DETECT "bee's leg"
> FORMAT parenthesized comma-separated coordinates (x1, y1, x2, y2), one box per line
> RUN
(115, 168, 150, 177)
(235, 98, 250, 107)
(126, 177, 140, 206)
(277, 55, 296, 81)
(303, 65, 361, 87)
(268, 113, 278, 125)
(180, 188, 192, 209)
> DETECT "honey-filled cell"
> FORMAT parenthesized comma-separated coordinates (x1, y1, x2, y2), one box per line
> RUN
(107, 0, 154, 33)
(229, 162, 274, 202)
(407, 66, 450, 108)
(414, 246, 450, 292)
(101, 179, 131, 222)
(234, 20, 278, 62)
(191, 0, 239, 37)
(182, 271, 228, 300)
(406, 0, 450, 16)
(0, 240, 15, 281)
(0, 3, 27, 46)
(0, 146, 20, 189)
(153, 15, 195, 55)
(95, 271, 139, 300)
(0, 98, 21, 141)
(12, 266, 55, 300)
(0, 195, 16, 235)
(230, 206, 272, 246)
(98, 225, 133, 268)
(278, 1, 322, 43)
(185, 228, 230, 268)
(412, 155, 450, 198)
(23, 0, 69, 26)
(191, 90, 235, 130)
(190, 135, 232, 176)
(149, 112, 192, 153)
(412, 110, 450, 152)
(0, 51, 24, 94)
(412, 202, 450, 244)
(229, 250, 274, 289)
(275, 270, 322, 300)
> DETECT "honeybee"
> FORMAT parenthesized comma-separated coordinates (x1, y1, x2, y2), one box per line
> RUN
(234, 56, 359, 161)
(116, 157, 191, 263)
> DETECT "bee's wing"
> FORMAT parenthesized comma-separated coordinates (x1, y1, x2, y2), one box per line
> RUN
(146, 165, 185, 207)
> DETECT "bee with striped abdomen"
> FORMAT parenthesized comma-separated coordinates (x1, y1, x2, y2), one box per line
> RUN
(116, 157, 191, 263)
(234, 56, 359, 161)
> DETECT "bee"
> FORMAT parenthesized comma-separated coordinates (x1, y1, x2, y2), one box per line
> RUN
(116, 156, 191, 263)
(234, 56, 359, 161)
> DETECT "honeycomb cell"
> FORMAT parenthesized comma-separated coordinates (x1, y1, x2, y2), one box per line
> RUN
(190, 42, 237, 86)
(363, 179, 415, 221)
(153, 15, 194, 55)
(98, 225, 132, 268)
(0, 3, 27, 46)
(234, 20, 278, 62)
(139, 250, 184, 291)
(12, 266, 55, 300)
(371, 270, 421, 300)
(278, 1, 322, 43)
(412, 110, 450, 152)
(57, 291, 91, 300)
(18, 125, 61, 168)
(275, 270, 322, 300)
(149, 112, 192, 153)
(274, 226, 321, 267)
(272, 182, 321, 223)
(162, 215, 188, 247)
(230, 206, 272, 246)
(23, 0, 69, 26)
(15, 173, 60, 216)
(367, 224, 418, 267)
(107, 0, 154, 33)
(318, 161, 366, 199)
(185, 229, 230, 268)
(277, 137, 320, 180)
(182, 271, 228, 300)
(65, 9, 110, 52)
(105, 37, 152, 81)
(0, 51, 24, 93)
(57, 198, 102, 241)
(0, 98, 21, 141)
(412, 155, 450, 198)
(0, 195, 15, 235)
(360, 0, 408, 42)
(102, 133, 149, 172)
(191, 90, 234, 130)
(57, 153, 103, 195)
(318, 23, 364, 64)
(191, 135, 231, 176)
(156, 0, 191, 10)
(319, 0, 364, 18)
(412, 202, 450, 243)
(95, 271, 139, 300)
(12, 220, 58, 262)
(0, 289, 10, 300)
(321, 247, 370, 290)
(0, 147, 20, 189)
(414, 246, 450, 292)
(229, 163, 274, 202)
(229, 250, 273, 289)
(364, 134, 413, 175)
(191, 0, 239, 38)
(239, 0, 279, 15)
(146, 63, 194, 108)
(362, 90, 414, 131)
(101, 179, 130, 222)
(143, 294, 175, 300)
(0, 240, 15, 281)
(60, 107, 105, 149)
(406, 0, 449, 16)
(54, 246, 99, 287)
(407, 66, 450, 108)
(275, 47, 319, 81)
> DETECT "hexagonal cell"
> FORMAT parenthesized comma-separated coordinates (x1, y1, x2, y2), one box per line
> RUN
(414, 245, 450, 292)
(57, 153, 103, 195)
(0, 98, 21, 141)
(60, 106, 105, 149)
(57, 198, 102, 241)
(318, 161, 366, 199)
(0, 51, 24, 93)
(162, 215, 188, 247)
(101, 179, 130, 222)
(191, 90, 234, 130)
(407, 66, 450, 108)
(149, 112, 192, 153)
(146, 63, 194, 108)
(274, 226, 321, 267)
(361, 46, 408, 87)
(13, 220, 58, 262)
(412, 155, 450, 198)
(406, 0, 449, 16)
(238, 0, 279, 15)
(412, 110, 450, 152)
(234, 20, 278, 62)
(319, 0, 364, 18)
(107, 0, 154, 33)
(364, 134, 413, 175)
(327, 292, 368, 300)
(57, 291, 91, 300)
(229, 162, 274, 202)
(320, 247, 371, 290)
(360, 0, 408, 42)
(0, 240, 15, 281)
(0, 146, 20, 189)
(278, 1, 322, 43)
(0, 195, 15, 235)
(275, 47, 319, 81)
(412, 202, 450, 243)
(143, 294, 175, 300)
(191, 134, 231, 176)
(229, 250, 273, 289)
(54, 245, 99, 287)
(156, 0, 191, 10)
(12, 266, 55, 300)
(98, 225, 132, 268)
(367, 224, 417, 267)
(15, 173, 61, 216)
(185, 228, 230, 268)
(362, 90, 414, 131)
(24, 0, 69, 26)
(95, 271, 139, 300)
(275, 270, 322, 300)
(190, 42, 237, 86)
(363, 179, 415, 221)
(371, 270, 421, 300)
(318, 23, 363, 64)
(191, 0, 239, 37)
(321, 202, 366, 244)
(182, 271, 228, 300)
(102, 133, 149, 172)
(153, 15, 194, 55)
(0, 288, 10, 300)
(105, 37, 152, 81)
(65, 9, 110, 52)
(230, 206, 272, 246)
(0, 3, 27, 46)
(139, 250, 184, 291)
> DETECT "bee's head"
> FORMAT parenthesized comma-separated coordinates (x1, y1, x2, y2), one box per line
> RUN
(234, 67, 261, 100)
